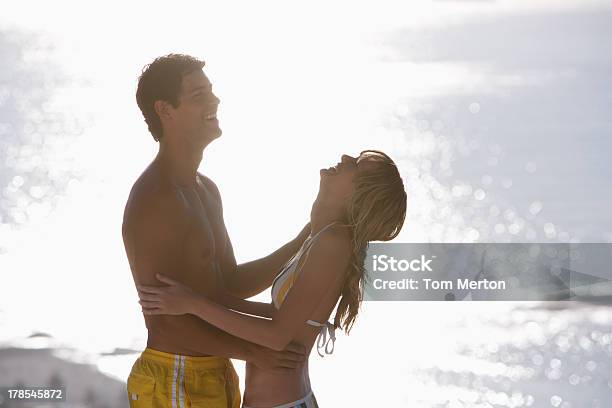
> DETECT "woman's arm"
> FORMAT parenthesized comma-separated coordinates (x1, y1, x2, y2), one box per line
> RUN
(138, 229, 350, 351)
(137, 278, 275, 319)
(139, 276, 287, 350)
(217, 293, 276, 319)
(188, 292, 287, 350)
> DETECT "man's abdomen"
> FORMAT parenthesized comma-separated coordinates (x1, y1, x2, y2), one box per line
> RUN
(147, 331, 213, 357)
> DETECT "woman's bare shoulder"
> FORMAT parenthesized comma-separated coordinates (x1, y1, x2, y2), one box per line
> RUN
(315, 224, 352, 257)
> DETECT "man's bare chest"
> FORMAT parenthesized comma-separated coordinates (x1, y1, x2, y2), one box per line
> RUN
(177, 182, 226, 261)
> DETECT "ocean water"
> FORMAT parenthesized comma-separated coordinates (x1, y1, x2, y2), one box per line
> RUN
(309, 302, 612, 407)
(1, 1, 611, 407)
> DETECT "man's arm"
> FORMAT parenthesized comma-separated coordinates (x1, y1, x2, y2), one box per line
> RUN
(125, 185, 301, 366)
(224, 224, 311, 299)
(199, 174, 311, 299)
(181, 229, 350, 351)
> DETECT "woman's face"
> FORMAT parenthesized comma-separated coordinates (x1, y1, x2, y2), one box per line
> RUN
(319, 153, 378, 206)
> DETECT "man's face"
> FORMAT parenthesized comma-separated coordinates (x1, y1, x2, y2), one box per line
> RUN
(169, 69, 221, 145)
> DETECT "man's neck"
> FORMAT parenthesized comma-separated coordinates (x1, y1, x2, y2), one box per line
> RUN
(155, 141, 204, 187)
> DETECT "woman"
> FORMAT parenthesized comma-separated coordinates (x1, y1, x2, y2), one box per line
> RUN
(137, 150, 407, 408)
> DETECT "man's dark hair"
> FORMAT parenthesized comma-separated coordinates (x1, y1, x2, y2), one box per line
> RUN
(136, 54, 205, 142)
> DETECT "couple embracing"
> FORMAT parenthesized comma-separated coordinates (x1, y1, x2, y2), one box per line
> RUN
(123, 54, 407, 408)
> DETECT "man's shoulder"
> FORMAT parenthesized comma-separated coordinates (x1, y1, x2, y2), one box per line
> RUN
(196, 172, 221, 201)
(124, 168, 185, 224)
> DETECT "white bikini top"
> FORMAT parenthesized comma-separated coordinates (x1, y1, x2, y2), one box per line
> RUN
(270, 222, 339, 357)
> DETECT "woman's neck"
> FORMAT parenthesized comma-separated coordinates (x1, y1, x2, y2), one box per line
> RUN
(310, 199, 345, 235)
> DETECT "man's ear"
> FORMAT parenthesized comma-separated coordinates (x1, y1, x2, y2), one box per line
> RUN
(154, 100, 172, 121)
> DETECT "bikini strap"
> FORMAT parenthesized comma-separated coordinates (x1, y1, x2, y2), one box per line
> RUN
(271, 222, 341, 301)
(301, 221, 340, 255)
(306, 320, 336, 357)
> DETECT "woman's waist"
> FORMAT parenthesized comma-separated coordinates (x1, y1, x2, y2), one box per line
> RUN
(244, 362, 311, 406)
(245, 360, 310, 384)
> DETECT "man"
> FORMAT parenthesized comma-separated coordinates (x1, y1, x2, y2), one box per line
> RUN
(122, 54, 309, 407)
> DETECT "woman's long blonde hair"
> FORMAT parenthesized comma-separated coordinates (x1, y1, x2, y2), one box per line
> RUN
(333, 150, 407, 333)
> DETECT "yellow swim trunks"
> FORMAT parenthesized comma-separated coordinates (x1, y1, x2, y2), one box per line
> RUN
(127, 347, 241, 408)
